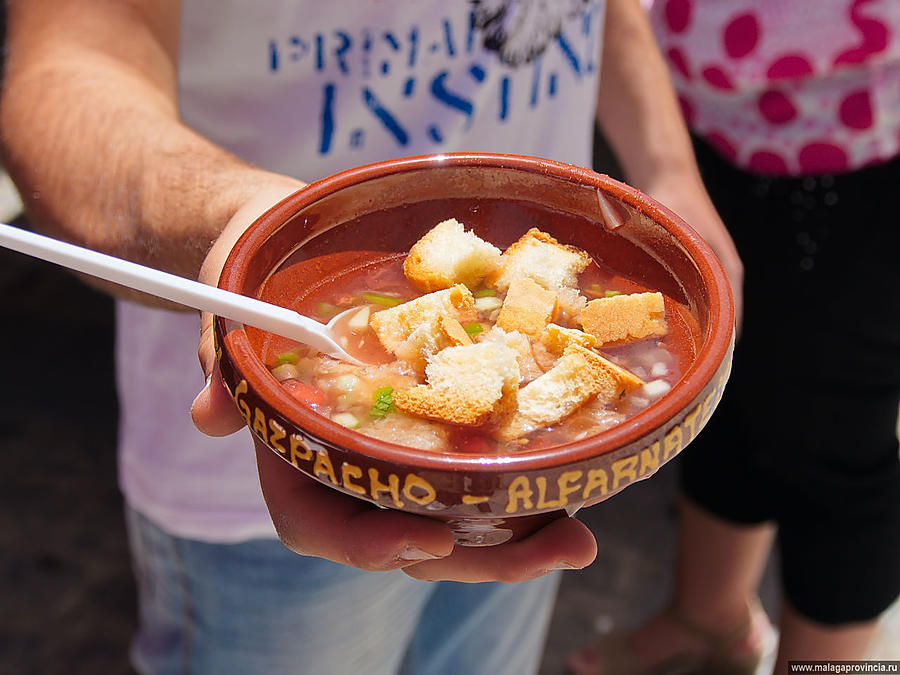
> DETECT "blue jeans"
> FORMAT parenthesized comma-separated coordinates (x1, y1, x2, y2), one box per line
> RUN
(125, 507, 560, 674)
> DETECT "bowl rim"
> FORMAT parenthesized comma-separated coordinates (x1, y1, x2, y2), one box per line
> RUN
(217, 152, 734, 473)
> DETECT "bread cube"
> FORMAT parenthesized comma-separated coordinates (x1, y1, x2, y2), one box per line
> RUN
(393, 341, 520, 426)
(578, 292, 667, 346)
(495, 277, 558, 336)
(496, 344, 643, 441)
(369, 285, 476, 355)
(486, 228, 591, 294)
(403, 218, 502, 292)
(480, 326, 545, 383)
(543, 323, 597, 354)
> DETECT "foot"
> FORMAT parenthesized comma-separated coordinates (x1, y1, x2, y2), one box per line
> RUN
(566, 600, 773, 675)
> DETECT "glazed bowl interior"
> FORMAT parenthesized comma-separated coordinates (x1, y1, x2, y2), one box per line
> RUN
(216, 153, 733, 536)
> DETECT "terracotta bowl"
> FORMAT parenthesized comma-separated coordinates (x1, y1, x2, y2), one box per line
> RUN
(215, 153, 734, 546)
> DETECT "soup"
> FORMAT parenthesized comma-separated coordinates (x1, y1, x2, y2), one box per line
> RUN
(259, 220, 697, 454)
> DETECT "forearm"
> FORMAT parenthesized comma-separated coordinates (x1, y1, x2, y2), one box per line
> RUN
(596, 0, 703, 194)
(0, 0, 299, 281)
(597, 0, 743, 325)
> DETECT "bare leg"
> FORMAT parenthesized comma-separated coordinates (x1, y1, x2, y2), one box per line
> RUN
(568, 497, 776, 673)
(673, 497, 774, 621)
(772, 600, 876, 674)
(637, 497, 776, 664)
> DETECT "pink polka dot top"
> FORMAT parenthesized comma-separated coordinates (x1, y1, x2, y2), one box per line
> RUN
(646, 0, 900, 175)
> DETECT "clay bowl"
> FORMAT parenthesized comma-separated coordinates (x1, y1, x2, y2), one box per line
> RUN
(215, 153, 734, 546)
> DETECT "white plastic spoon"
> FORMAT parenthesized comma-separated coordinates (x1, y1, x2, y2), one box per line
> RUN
(0, 221, 365, 365)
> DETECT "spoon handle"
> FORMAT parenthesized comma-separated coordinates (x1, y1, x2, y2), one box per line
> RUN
(0, 222, 356, 361)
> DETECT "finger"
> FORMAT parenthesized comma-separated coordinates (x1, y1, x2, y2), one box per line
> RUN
(190, 360, 246, 436)
(402, 515, 598, 583)
(255, 443, 454, 571)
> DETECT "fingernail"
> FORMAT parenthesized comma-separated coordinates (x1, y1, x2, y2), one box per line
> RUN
(545, 561, 580, 571)
(398, 546, 442, 562)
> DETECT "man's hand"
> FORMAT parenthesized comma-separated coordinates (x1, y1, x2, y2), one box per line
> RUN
(254, 440, 597, 580)
(189, 186, 599, 581)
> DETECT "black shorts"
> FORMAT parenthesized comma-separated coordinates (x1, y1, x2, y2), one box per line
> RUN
(680, 138, 900, 624)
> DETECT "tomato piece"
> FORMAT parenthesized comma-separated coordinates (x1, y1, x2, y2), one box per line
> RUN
(281, 379, 328, 410)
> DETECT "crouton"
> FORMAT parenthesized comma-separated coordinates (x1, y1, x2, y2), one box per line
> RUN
(495, 277, 558, 336)
(543, 323, 597, 354)
(392, 341, 520, 427)
(369, 285, 476, 355)
(392, 313, 474, 372)
(496, 344, 644, 441)
(439, 315, 474, 347)
(578, 291, 668, 346)
(556, 286, 588, 320)
(403, 218, 502, 292)
(486, 228, 591, 294)
(480, 326, 545, 383)
(569, 344, 645, 401)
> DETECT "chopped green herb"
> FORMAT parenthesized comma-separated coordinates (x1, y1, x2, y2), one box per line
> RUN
(370, 386, 395, 419)
(474, 288, 497, 298)
(362, 291, 403, 307)
(463, 322, 484, 336)
(605, 290, 622, 297)
(277, 352, 299, 364)
(619, 389, 627, 399)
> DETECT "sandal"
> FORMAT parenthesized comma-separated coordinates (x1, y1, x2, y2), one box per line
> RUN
(566, 601, 769, 675)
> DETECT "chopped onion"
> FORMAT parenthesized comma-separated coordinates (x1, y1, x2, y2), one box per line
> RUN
(270, 363, 300, 381)
(642, 379, 672, 399)
(474, 296, 503, 313)
(335, 393, 355, 411)
(333, 374, 360, 393)
(347, 306, 371, 333)
(650, 361, 670, 378)
(331, 412, 360, 429)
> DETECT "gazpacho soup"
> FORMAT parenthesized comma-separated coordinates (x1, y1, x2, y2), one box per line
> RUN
(261, 218, 697, 454)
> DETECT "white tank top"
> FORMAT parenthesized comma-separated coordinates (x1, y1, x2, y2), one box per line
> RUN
(118, 0, 605, 541)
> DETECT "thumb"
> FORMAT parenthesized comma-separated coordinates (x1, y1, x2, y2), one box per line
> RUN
(190, 359, 247, 437)
(191, 179, 303, 437)
(190, 310, 246, 436)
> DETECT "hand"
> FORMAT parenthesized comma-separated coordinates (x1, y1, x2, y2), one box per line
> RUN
(189, 182, 599, 581)
(255, 438, 598, 580)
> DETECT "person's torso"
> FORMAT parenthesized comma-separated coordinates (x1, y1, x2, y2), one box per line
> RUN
(179, 0, 606, 178)
(647, 0, 900, 175)
(119, 0, 605, 541)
